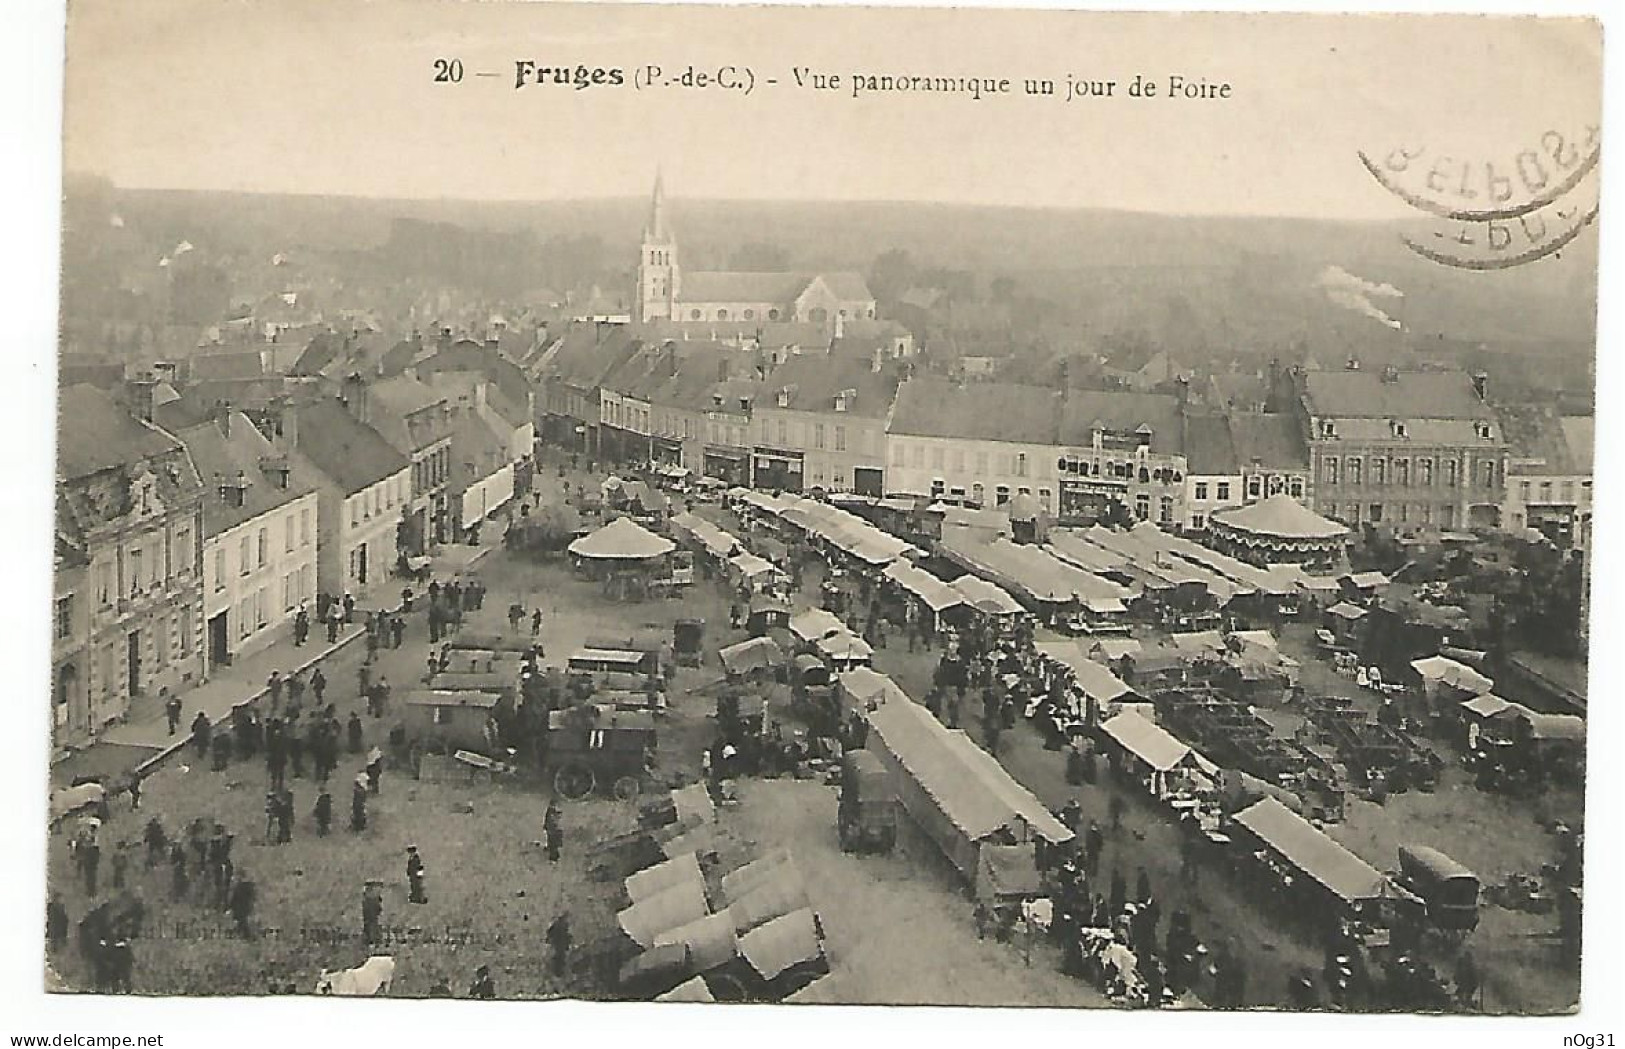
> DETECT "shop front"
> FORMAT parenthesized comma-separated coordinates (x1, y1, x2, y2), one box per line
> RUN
(652, 435, 684, 468)
(752, 447, 804, 493)
(1058, 476, 1129, 526)
(704, 445, 751, 488)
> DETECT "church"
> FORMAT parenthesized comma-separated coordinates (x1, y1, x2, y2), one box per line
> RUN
(634, 174, 877, 327)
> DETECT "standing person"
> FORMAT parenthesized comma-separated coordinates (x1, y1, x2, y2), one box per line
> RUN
(390, 616, 405, 649)
(314, 790, 333, 837)
(286, 671, 306, 709)
(468, 964, 496, 999)
(545, 915, 572, 978)
(229, 875, 257, 938)
(346, 712, 364, 755)
(142, 818, 168, 868)
(531, 609, 542, 636)
(169, 842, 189, 900)
(276, 789, 295, 844)
(326, 602, 342, 644)
(342, 592, 356, 624)
(405, 846, 427, 904)
(1085, 821, 1104, 879)
(1109, 792, 1126, 833)
(310, 667, 327, 706)
(366, 748, 384, 795)
(350, 775, 368, 832)
(544, 802, 563, 863)
(293, 604, 309, 646)
(362, 884, 383, 946)
(163, 689, 182, 736)
(374, 678, 391, 719)
(288, 725, 305, 780)
(191, 712, 212, 758)
(267, 671, 284, 709)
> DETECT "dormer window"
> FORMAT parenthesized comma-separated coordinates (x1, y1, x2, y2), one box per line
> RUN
(1475, 422, 1493, 440)
(776, 389, 790, 408)
(1320, 420, 1337, 439)
(1391, 420, 1409, 439)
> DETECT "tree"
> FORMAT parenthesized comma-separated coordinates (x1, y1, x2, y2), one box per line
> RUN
(868, 248, 917, 303)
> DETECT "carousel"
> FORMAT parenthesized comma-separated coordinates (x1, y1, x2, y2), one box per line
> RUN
(1208, 494, 1349, 571)
(567, 516, 677, 600)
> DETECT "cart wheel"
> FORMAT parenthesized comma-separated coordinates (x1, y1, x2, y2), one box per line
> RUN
(612, 776, 641, 801)
(554, 764, 596, 800)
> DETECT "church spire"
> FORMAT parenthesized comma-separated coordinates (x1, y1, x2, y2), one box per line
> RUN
(646, 169, 669, 242)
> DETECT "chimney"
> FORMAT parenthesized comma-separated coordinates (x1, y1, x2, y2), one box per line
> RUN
(1346, 356, 1360, 371)
(125, 374, 158, 423)
(214, 400, 233, 439)
(341, 372, 369, 424)
(438, 326, 453, 354)
(1471, 371, 1488, 402)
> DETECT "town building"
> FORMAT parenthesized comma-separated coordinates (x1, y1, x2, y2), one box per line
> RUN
(634, 173, 876, 326)
(1181, 413, 1242, 532)
(269, 391, 412, 599)
(1498, 409, 1593, 547)
(531, 322, 644, 456)
(1287, 365, 1506, 533)
(367, 374, 455, 552)
(886, 378, 1187, 526)
(54, 383, 206, 748)
(416, 335, 539, 499)
(173, 407, 321, 671)
(751, 349, 897, 495)
(1230, 412, 1312, 508)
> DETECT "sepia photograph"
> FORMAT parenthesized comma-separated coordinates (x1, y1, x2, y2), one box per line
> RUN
(21, 0, 1609, 1033)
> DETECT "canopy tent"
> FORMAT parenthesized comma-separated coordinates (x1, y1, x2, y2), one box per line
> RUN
(882, 560, 965, 613)
(729, 552, 779, 579)
(1458, 693, 1512, 719)
(720, 851, 795, 903)
(1034, 641, 1134, 704)
(1234, 797, 1394, 905)
(942, 532, 1130, 607)
(727, 867, 813, 934)
(1170, 630, 1227, 659)
(1493, 705, 1585, 741)
(814, 631, 874, 667)
(1410, 655, 1494, 697)
(739, 908, 824, 981)
(837, 667, 909, 714)
(1210, 496, 1349, 569)
(568, 517, 675, 561)
(1214, 495, 1349, 540)
(656, 977, 716, 1003)
(720, 636, 786, 676)
(653, 910, 739, 974)
(618, 878, 711, 948)
(1344, 570, 1391, 591)
(1090, 637, 1143, 663)
(625, 851, 706, 904)
(1326, 601, 1370, 622)
(789, 608, 846, 645)
(669, 512, 739, 559)
(950, 575, 1025, 616)
(1100, 711, 1194, 773)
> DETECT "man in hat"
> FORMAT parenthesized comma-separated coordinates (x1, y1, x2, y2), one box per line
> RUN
(311, 667, 327, 706)
(366, 747, 384, 795)
(163, 689, 182, 736)
(347, 712, 364, 755)
(314, 789, 333, 837)
(191, 711, 212, 758)
(406, 846, 427, 904)
(350, 775, 368, 832)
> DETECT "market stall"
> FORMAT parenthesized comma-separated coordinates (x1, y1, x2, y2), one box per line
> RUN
(1209, 495, 1350, 571)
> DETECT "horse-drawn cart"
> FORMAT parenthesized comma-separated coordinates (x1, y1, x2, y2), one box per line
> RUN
(546, 704, 658, 800)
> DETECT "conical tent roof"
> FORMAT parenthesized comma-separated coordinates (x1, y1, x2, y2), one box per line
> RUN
(568, 516, 676, 560)
(1213, 494, 1348, 541)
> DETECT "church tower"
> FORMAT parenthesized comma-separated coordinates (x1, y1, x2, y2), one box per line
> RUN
(636, 171, 678, 322)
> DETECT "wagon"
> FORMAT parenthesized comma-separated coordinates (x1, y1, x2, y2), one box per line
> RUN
(546, 704, 658, 800)
(1397, 844, 1480, 933)
(673, 619, 706, 667)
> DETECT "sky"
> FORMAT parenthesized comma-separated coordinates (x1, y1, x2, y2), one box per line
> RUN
(62, 0, 1601, 219)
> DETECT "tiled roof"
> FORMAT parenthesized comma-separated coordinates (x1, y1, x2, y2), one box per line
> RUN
(189, 350, 264, 383)
(1057, 390, 1183, 453)
(1182, 413, 1238, 475)
(678, 271, 810, 305)
(56, 384, 183, 479)
(756, 353, 898, 419)
(1303, 370, 1493, 420)
(807, 272, 874, 303)
(1229, 413, 1310, 472)
(291, 398, 410, 494)
(174, 413, 317, 537)
(889, 377, 1062, 444)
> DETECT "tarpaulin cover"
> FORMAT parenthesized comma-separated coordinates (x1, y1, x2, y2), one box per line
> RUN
(1235, 797, 1388, 904)
(739, 908, 824, 980)
(1411, 655, 1494, 696)
(883, 560, 965, 612)
(789, 608, 846, 644)
(654, 910, 739, 973)
(655, 976, 715, 1002)
(625, 851, 704, 904)
(728, 868, 812, 934)
(1100, 711, 1193, 773)
(720, 851, 794, 902)
(720, 636, 786, 675)
(1034, 641, 1133, 703)
(618, 878, 710, 947)
(950, 575, 1025, 616)
(670, 784, 716, 827)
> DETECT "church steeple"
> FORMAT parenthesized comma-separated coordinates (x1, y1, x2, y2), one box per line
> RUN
(636, 170, 677, 322)
(646, 168, 670, 243)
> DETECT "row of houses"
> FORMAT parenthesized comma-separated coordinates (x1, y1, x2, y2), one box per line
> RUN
(530, 323, 1591, 544)
(52, 347, 534, 751)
